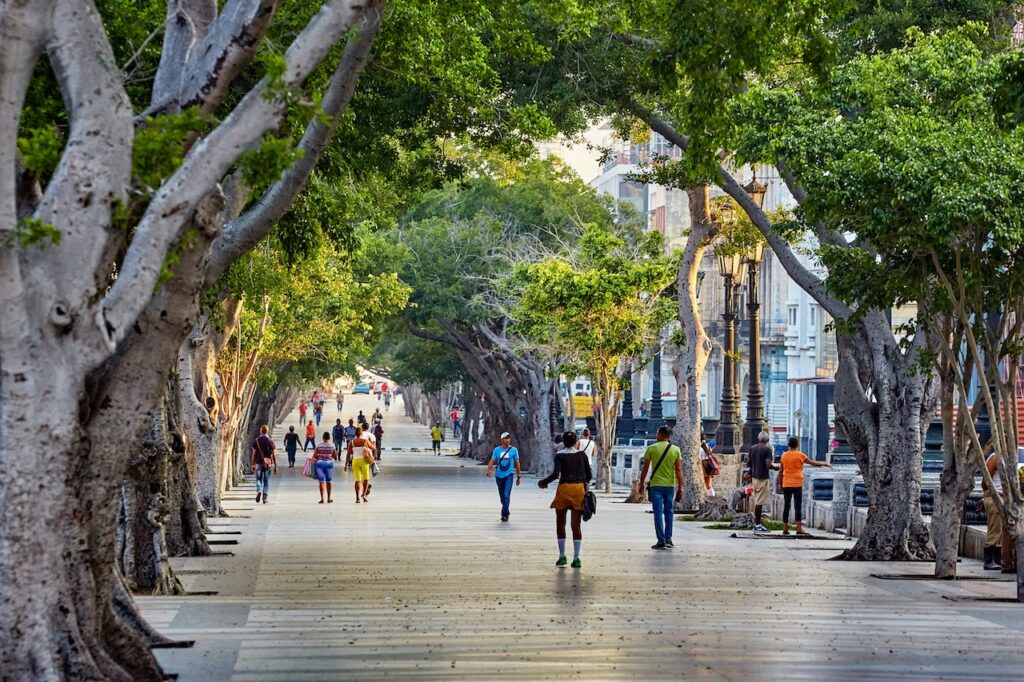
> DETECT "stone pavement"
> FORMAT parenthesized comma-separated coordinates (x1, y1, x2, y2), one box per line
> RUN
(139, 392, 1024, 680)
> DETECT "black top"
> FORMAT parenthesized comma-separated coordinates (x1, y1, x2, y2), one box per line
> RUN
(283, 432, 300, 448)
(540, 449, 593, 486)
(749, 444, 774, 479)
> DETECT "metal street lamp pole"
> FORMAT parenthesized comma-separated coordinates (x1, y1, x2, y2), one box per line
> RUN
(739, 172, 768, 454)
(647, 347, 663, 435)
(714, 248, 743, 456)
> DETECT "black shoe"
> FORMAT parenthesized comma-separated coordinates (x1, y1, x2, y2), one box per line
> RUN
(255, 491, 262, 503)
(651, 542, 667, 550)
(665, 540, 675, 548)
(263, 498, 268, 504)
(501, 516, 509, 522)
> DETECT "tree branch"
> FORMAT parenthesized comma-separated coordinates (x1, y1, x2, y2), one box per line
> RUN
(206, 0, 384, 281)
(100, 0, 369, 352)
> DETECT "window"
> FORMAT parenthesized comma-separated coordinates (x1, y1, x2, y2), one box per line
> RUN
(809, 306, 816, 326)
(788, 306, 797, 326)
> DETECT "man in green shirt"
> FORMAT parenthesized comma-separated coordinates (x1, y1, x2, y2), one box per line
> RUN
(636, 426, 684, 550)
(430, 423, 443, 455)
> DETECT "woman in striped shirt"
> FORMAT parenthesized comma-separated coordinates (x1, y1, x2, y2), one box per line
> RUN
(313, 432, 337, 504)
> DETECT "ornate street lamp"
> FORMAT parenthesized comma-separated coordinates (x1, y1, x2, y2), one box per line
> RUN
(740, 240, 767, 454)
(714, 248, 744, 456)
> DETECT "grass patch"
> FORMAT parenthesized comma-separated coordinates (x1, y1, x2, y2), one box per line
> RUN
(690, 518, 787, 531)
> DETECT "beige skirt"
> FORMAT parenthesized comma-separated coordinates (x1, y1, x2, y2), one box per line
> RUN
(550, 482, 585, 511)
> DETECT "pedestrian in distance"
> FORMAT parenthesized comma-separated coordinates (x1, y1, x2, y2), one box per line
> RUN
(982, 451, 1012, 570)
(383, 391, 392, 411)
(313, 401, 323, 426)
(283, 425, 300, 468)
(303, 420, 317, 451)
(298, 400, 307, 425)
(332, 419, 345, 457)
(430, 423, 443, 455)
(778, 436, 831, 535)
(358, 410, 367, 429)
(636, 426, 683, 549)
(336, 392, 344, 411)
(539, 431, 592, 568)
(452, 415, 461, 438)
(345, 426, 376, 503)
(486, 432, 521, 522)
(373, 421, 384, 458)
(577, 427, 597, 473)
(314, 431, 337, 503)
(344, 418, 356, 447)
(748, 431, 778, 534)
(700, 439, 718, 497)
(250, 425, 278, 505)
(372, 407, 382, 424)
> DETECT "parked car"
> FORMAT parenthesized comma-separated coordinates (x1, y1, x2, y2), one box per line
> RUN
(353, 382, 370, 395)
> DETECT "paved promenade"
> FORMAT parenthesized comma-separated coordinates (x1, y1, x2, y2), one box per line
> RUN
(140, 393, 1024, 680)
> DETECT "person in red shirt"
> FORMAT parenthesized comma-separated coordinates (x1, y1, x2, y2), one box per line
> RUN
(778, 436, 831, 535)
(303, 420, 316, 451)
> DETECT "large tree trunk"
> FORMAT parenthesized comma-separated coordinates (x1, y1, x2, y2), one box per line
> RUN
(834, 319, 936, 561)
(670, 186, 716, 510)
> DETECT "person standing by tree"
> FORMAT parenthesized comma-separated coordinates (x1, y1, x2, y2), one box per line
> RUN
(250, 425, 278, 505)
(283, 426, 300, 468)
(345, 426, 376, 503)
(749, 432, 777, 535)
(778, 436, 831, 535)
(304, 420, 317, 452)
(332, 419, 345, 459)
(983, 452, 1008, 571)
(577, 427, 597, 473)
(314, 431, 337, 504)
(539, 431, 592, 568)
(430, 423, 443, 455)
(636, 426, 683, 549)
(486, 432, 521, 522)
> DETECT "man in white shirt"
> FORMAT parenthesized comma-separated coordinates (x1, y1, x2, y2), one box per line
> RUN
(577, 428, 597, 473)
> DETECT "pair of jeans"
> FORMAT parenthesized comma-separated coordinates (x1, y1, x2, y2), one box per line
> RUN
(304, 437, 316, 451)
(496, 475, 514, 519)
(650, 486, 675, 542)
(782, 486, 803, 523)
(285, 446, 296, 465)
(255, 467, 272, 500)
(314, 412, 322, 426)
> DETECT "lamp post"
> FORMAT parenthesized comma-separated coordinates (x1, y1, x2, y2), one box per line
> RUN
(740, 172, 768, 454)
(714, 245, 744, 456)
(647, 344, 663, 435)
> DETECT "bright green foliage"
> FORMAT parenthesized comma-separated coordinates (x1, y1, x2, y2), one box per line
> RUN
(133, 110, 213, 194)
(13, 218, 61, 249)
(511, 223, 677, 394)
(16, 126, 63, 177)
(741, 25, 1024, 322)
(237, 135, 305, 189)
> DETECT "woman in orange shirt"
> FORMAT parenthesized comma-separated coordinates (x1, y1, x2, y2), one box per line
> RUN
(778, 436, 831, 535)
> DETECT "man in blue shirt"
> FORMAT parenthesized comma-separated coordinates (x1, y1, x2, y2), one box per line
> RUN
(485, 432, 521, 522)
(332, 419, 346, 457)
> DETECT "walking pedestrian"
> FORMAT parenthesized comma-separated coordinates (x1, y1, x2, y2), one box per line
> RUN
(778, 436, 831, 535)
(485, 432, 521, 522)
(314, 431, 337, 504)
(332, 419, 345, 457)
(430, 423, 443, 455)
(538, 431, 592, 568)
(303, 420, 317, 451)
(250, 425, 278, 505)
(298, 400, 307, 425)
(336, 392, 344, 411)
(748, 431, 777, 534)
(372, 407, 382, 424)
(452, 415, 461, 437)
(344, 418, 356, 447)
(313, 401, 323, 426)
(636, 426, 683, 549)
(373, 421, 384, 457)
(577, 428, 597, 473)
(383, 390, 392, 411)
(358, 410, 367, 429)
(283, 426, 300, 468)
(345, 426, 376, 503)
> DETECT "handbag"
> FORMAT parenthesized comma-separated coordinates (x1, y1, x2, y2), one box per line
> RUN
(582, 489, 597, 522)
(302, 456, 315, 478)
(262, 457, 274, 469)
(371, 462, 381, 477)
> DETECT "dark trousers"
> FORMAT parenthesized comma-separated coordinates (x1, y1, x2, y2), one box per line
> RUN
(304, 437, 316, 451)
(496, 475, 514, 519)
(782, 486, 803, 523)
(285, 446, 296, 465)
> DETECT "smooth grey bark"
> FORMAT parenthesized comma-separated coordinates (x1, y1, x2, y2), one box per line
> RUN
(669, 186, 717, 511)
(0, 1, 383, 677)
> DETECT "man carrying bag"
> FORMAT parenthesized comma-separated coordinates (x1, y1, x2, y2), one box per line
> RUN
(635, 426, 683, 550)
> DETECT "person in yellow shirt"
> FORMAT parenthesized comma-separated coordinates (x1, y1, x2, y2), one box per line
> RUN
(430, 423, 443, 455)
(778, 436, 831, 535)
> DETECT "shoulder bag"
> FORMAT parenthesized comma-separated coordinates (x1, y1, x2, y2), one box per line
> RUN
(646, 442, 673, 491)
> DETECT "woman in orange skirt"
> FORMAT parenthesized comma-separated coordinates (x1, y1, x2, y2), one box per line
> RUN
(539, 431, 593, 568)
